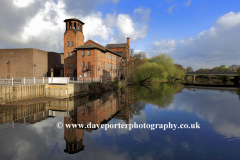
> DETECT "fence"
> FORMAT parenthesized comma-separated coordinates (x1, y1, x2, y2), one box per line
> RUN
(0, 77, 115, 86)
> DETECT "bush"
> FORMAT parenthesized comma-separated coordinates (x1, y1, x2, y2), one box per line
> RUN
(113, 77, 119, 84)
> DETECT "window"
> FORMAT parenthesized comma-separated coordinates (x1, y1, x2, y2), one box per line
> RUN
(82, 108, 85, 115)
(71, 52, 73, 57)
(71, 63, 73, 69)
(84, 72, 88, 77)
(67, 73, 69, 77)
(88, 50, 90, 56)
(108, 54, 109, 59)
(101, 61, 102, 68)
(67, 52, 69, 57)
(108, 63, 109, 69)
(71, 73, 73, 77)
(82, 50, 85, 56)
(67, 63, 69, 68)
(101, 52, 102, 57)
(88, 62, 90, 69)
(82, 62, 85, 67)
(71, 41, 73, 46)
(78, 23, 79, 30)
(104, 62, 105, 68)
(67, 41, 69, 46)
(74, 22, 76, 29)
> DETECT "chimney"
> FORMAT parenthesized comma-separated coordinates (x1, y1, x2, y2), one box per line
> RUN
(127, 37, 130, 46)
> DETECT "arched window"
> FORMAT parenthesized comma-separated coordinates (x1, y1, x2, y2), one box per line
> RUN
(74, 22, 76, 29)
(69, 22, 71, 29)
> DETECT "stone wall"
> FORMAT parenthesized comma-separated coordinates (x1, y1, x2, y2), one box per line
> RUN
(0, 84, 46, 103)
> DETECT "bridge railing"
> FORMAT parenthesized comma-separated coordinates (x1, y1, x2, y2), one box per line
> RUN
(186, 71, 237, 74)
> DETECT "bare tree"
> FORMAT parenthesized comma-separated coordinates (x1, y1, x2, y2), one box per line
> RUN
(186, 66, 193, 72)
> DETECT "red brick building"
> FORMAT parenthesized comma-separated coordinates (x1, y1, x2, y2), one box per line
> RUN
(63, 18, 130, 79)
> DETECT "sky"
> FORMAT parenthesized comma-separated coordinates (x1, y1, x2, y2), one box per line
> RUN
(0, 0, 240, 70)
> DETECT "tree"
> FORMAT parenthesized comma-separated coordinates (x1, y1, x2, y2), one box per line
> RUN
(196, 68, 205, 72)
(219, 65, 229, 71)
(186, 66, 193, 72)
(228, 64, 239, 71)
(174, 63, 185, 71)
(133, 62, 164, 84)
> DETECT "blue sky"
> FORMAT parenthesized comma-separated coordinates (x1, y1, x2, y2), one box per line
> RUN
(1, 0, 240, 70)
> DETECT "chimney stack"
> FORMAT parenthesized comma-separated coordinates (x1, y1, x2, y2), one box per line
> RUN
(127, 37, 130, 46)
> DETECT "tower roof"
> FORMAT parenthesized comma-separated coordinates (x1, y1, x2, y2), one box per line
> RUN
(64, 18, 85, 25)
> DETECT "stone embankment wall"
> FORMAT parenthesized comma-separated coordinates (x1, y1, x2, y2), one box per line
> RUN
(0, 85, 45, 104)
(0, 83, 89, 104)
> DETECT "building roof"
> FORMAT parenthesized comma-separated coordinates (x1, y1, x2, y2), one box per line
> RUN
(75, 40, 124, 57)
(75, 43, 105, 52)
(64, 18, 85, 25)
(105, 43, 128, 48)
(115, 51, 123, 56)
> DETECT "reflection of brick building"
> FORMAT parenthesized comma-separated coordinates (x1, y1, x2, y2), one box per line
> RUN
(61, 91, 130, 154)
(63, 18, 130, 79)
(0, 48, 63, 78)
(64, 117, 84, 154)
(76, 93, 121, 126)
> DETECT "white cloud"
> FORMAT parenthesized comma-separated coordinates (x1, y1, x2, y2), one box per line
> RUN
(134, 7, 151, 22)
(83, 12, 114, 41)
(151, 39, 176, 54)
(148, 11, 240, 70)
(168, 4, 176, 14)
(216, 11, 240, 30)
(184, 0, 191, 7)
(0, 1, 150, 52)
(13, 0, 34, 7)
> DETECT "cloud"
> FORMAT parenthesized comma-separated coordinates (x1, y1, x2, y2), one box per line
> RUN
(165, 88, 240, 139)
(167, 4, 176, 13)
(134, 7, 151, 22)
(147, 11, 240, 70)
(216, 11, 240, 29)
(0, 0, 149, 52)
(184, 0, 191, 7)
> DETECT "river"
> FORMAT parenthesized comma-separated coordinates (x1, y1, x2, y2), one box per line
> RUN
(0, 83, 240, 159)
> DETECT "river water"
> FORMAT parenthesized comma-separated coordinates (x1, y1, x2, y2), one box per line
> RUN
(0, 83, 240, 160)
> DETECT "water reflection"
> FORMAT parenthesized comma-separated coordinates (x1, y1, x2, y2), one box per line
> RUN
(60, 91, 131, 154)
(0, 84, 240, 159)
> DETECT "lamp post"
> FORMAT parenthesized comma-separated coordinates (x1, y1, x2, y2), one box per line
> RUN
(34, 64, 36, 77)
(7, 61, 10, 78)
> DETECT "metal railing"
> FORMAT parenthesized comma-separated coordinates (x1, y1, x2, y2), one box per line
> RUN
(0, 77, 116, 86)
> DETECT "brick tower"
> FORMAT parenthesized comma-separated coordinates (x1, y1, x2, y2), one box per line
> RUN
(64, 18, 85, 77)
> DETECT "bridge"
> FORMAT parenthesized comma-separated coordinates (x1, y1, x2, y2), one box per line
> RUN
(185, 71, 239, 86)
(185, 71, 238, 76)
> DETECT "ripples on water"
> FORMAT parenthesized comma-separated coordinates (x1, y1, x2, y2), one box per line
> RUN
(0, 83, 240, 159)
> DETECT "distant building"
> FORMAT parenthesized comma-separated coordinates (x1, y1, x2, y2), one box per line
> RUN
(63, 18, 130, 79)
(0, 48, 63, 78)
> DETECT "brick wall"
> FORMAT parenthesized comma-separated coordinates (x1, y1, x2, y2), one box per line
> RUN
(64, 20, 84, 77)
(0, 48, 49, 78)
